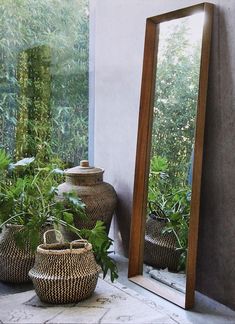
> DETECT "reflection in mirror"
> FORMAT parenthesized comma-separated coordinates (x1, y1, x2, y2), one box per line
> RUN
(128, 3, 214, 309)
(143, 13, 204, 295)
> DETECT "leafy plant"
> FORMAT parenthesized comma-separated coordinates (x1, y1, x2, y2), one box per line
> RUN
(148, 155, 191, 271)
(0, 149, 11, 170)
(0, 149, 118, 281)
(148, 155, 169, 203)
(152, 19, 201, 189)
(80, 221, 118, 282)
(160, 188, 191, 271)
(0, 0, 89, 165)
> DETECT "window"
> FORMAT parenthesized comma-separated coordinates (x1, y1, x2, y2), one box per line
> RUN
(0, 0, 89, 165)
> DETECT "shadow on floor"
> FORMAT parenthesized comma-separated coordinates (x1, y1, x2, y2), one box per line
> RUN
(0, 281, 33, 296)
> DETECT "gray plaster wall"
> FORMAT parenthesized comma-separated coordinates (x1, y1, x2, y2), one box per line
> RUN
(197, 0, 235, 310)
(90, 0, 235, 309)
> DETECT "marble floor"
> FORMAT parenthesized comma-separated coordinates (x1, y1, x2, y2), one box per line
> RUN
(144, 264, 186, 293)
(0, 254, 235, 324)
(115, 254, 235, 324)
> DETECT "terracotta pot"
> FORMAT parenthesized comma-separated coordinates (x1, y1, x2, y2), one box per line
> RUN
(57, 160, 117, 236)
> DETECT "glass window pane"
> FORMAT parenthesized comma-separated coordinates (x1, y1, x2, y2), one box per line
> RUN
(0, 0, 89, 165)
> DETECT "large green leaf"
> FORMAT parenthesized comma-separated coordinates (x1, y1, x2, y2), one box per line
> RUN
(0, 149, 11, 170)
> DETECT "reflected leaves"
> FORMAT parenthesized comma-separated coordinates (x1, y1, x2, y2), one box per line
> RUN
(145, 14, 204, 276)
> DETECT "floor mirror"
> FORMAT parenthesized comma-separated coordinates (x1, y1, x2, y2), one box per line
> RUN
(128, 3, 214, 309)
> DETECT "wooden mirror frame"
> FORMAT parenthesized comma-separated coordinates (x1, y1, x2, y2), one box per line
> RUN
(128, 3, 214, 309)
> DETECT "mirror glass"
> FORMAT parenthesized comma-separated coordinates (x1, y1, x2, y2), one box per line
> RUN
(128, 3, 214, 309)
(143, 13, 204, 294)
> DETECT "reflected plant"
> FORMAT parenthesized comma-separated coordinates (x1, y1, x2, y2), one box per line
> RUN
(152, 20, 201, 189)
(148, 155, 169, 203)
(148, 155, 191, 271)
(160, 187, 191, 271)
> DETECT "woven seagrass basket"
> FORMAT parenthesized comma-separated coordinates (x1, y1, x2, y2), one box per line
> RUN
(57, 160, 117, 237)
(29, 230, 101, 304)
(0, 224, 53, 283)
(0, 224, 35, 283)
(144, 214, 181, 272)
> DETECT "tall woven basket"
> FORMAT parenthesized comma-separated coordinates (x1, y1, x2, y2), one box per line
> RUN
(0, 224, 53, 283)
(0, 224, 35, 283)
(57, 160, 117, 237)
(29, 230, 101, 304)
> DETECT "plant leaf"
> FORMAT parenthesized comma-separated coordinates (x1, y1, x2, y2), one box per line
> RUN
(0, 149, 11, 170)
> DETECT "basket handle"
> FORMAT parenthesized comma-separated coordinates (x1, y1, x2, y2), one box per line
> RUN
(43, 229, 64, 245)
(69, 239, 90, 252)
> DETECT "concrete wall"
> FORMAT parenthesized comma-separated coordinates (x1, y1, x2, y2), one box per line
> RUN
(196, 1, 235, 310)
(91, 0, 235, 309)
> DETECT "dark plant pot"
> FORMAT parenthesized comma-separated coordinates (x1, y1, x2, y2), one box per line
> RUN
(144, 216, 181, 272)
(0, 224, 35, 283)
(0, 224, 54, 283)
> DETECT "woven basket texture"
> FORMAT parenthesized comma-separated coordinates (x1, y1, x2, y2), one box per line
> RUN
(0, 224, 35, 283)
(75, 183, 117, 231)
(71, 183, 117, 232)
(59, 183, 117, 241)
(0, 224, 54, 283)
(29, 241, 101, 304)
(144, 217, 181, 272)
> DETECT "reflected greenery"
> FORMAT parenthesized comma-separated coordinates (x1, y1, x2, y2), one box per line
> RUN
(148, 17, 203, 271)
(152, 19, 201, 188)
(148, 155, 191, 271)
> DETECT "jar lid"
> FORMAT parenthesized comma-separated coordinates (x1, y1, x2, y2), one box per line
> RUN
(64, 160, 104, 176)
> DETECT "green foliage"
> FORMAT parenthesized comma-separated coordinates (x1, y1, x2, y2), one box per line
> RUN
(148, 18, 202, 271)
(0, 0, 89, 165)
(0, 149, 11, 170)
(0, 1, 117, 280)
(148, 156, 169, 203)
(0, 149, 118, 281)
(80, 221, 118, 282)
(148, 155, 191, 271)
(150, 155, 168, 172)
(152, 19, 201, 188)
(15, 45, 52, 160)
(160, 188, 191, 271)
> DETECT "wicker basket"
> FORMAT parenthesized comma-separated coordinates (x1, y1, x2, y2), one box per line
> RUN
(144, 215, 181, 272)
(0, 224, 53, 283)
(57, 160, 117, 236)
(29, 230, 101, 304)
(0, 224, 35, 283)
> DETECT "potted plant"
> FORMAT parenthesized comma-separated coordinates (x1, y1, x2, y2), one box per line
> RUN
(158, 187, 191, 271)
(0, 149, 118, 283)
(145, 155, 191, 272)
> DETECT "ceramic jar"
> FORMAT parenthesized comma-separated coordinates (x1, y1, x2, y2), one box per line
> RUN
(57, 160, 117, 234)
